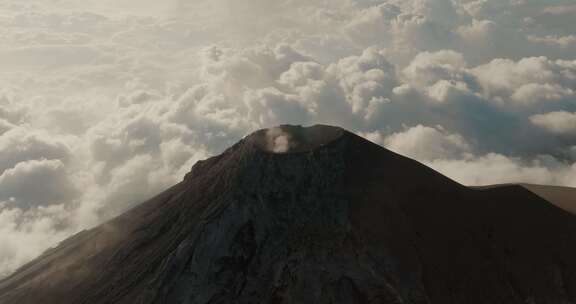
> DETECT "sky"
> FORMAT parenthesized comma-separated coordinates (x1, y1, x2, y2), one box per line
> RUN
(0, 0, 575, 276)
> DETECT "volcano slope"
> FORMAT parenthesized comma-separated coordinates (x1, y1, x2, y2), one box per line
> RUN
(1, 125, 576, 304)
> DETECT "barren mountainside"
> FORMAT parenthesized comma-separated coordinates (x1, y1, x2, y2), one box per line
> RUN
(1, 125, 576, 304)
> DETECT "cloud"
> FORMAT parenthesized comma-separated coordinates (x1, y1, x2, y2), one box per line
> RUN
(383, 125, 472, 161)
(0, 93, 29, 125)
(0, 159, 78, 209)
(531, 111, 576, 135)
(0, 119, 16, 135)
(0, 0, 575, 277)
(403, 50, 469, 87)
(472, 57, 576, 106)
(0, 127, 71, 173)
(0, 204, 74, 277)
(367, 125, 576, 187)
(428, 154, 575, 187)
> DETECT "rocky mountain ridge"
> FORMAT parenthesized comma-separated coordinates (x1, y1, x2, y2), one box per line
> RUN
(1, 125, 575, 304)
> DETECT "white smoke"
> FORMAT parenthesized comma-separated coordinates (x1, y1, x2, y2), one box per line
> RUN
(266, 127, 295, 153)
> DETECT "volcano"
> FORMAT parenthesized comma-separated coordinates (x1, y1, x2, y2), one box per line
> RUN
(1, 125, 576, 304)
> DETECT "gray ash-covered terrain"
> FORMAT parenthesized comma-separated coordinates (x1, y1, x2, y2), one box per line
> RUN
(1, 125, 576, 304)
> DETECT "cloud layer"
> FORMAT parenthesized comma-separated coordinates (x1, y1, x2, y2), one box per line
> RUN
(0, 0, 575, 276)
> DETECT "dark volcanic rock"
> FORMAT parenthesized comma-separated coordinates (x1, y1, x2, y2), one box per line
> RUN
(1, 125, 576, 304)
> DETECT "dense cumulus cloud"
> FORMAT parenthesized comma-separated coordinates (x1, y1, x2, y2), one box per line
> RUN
(0, 0, 575, 276)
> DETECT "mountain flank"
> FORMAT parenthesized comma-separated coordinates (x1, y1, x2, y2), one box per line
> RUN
(1, 125, 575, 304)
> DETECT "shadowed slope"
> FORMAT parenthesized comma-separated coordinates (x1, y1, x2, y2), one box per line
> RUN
(523, 184, 576, 215)
(1, 125, 576, 304)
